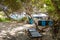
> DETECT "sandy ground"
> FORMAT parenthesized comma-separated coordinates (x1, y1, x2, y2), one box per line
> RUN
(0, 22, 60, 40)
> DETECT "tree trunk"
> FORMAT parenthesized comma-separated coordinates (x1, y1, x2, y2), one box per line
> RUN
(0, 4, 11, 19)
(3, 10, 11, 19)
(26, 11, 38, 30)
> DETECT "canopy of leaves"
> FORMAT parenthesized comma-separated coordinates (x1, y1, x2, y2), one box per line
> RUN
(52, 0, 60, 10)
(45, 0, 60, 20)
(44, 0, 55, 13)
(0, 0, 60, 20)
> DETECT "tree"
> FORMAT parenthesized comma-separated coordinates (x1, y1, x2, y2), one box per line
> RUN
(44, 0, 60, 20)
(0, 0, 23, 19)
(51, 0, 60, 20)
(45, 0, 60, 39)
(0, 0, 45, 14)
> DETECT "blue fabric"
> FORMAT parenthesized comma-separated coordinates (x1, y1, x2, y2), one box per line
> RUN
(29, 19, 34, 24)
(41, 20, 46, 26)
(28, 17, 34, 24)
(48, 21, 53, 26)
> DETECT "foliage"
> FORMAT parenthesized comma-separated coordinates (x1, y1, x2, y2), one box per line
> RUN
(17, 17, 27, 22)
(4, 0, 23, 11)
(44, 0, 60, 20)
(0, 0, 45, 12)
(44, 0, 55, 12)
(21, 17, 27, 21)
(0, 0, 60, 20)
(52, 0, 60, 10)
(51, 0, 60, 20)
(0, 18, 11, 22)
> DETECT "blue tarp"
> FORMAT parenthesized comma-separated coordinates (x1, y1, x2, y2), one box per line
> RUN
(28, 17, 34, 24)
(41, 20, 46, 26)
(48, 20, 53, 26)
(38, 20, 53, 26)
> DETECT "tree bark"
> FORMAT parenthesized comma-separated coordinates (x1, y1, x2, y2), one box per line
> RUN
(26, 9, 38, 30)
(51, 0, 60, 20)
(3, 10, 11, 19)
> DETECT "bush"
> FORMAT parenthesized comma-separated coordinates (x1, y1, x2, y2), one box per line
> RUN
(22, 17, 27, 21)
(17, 17, 27, 23)
(0, 18, 11, 22)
